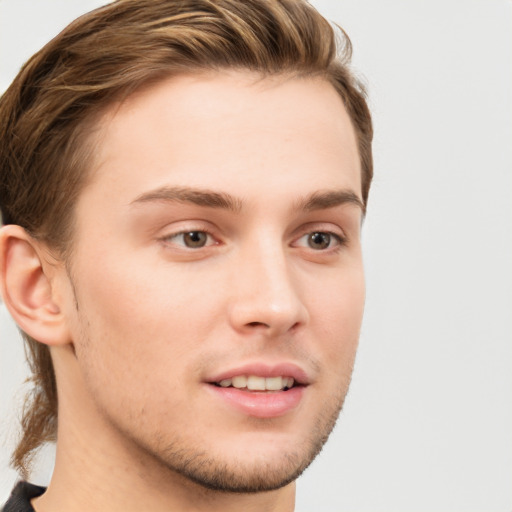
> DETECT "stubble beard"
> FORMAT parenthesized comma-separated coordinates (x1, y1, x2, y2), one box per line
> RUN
(69, 272, 357, 495)
(136, 385, 349, 494)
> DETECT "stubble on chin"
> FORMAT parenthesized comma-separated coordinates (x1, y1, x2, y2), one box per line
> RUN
(131, 382, 349, 494)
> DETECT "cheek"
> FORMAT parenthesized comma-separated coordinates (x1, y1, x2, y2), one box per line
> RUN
(68, 261, 201, 421)
(70, 253, 221, 375)
(309, 267, 365, 365)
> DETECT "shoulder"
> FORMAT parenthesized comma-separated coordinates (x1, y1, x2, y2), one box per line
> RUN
(2, 482, 46, 512)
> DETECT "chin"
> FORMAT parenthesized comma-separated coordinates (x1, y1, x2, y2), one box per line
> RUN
(119, 377, 348, 494)
(152, 414, 338, 494)
(165, 449, 311, 493)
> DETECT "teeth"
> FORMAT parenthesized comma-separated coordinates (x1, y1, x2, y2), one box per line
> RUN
(247, 376, 266, 391)
(232, 375, 247, 388)
(265, 376, 283, 391)
(217, 375, 295, 391)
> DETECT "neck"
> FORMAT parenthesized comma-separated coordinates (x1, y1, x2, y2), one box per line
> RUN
(33, 346, 295, 512)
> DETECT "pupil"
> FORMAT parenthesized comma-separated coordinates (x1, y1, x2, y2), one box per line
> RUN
(184, 231, 207, 247)
(309, 232, 330, 250)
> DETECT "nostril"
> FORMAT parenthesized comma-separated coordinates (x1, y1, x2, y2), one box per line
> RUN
(247, 321, 270, 328)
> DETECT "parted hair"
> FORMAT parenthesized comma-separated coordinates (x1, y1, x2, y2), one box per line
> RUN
(0, 0, 373, 476)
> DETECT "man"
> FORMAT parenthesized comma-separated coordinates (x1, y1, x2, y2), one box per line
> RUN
(0, 0, 373, 510)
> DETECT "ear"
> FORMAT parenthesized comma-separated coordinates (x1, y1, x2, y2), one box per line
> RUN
(0, 224, 71, 346)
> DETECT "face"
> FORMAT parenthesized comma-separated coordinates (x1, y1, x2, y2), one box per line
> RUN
(60, 71, 365, 492)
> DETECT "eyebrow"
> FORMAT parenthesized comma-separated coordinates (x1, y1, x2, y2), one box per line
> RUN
(131, 185, 364, 214)
(295, 189, 365, 215)
(131, 186, 243, 212)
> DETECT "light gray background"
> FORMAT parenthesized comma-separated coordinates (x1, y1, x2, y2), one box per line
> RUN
(1, 1, 511, 510)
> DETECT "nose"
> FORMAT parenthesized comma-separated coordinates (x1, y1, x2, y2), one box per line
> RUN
(227, 240, 309, 337)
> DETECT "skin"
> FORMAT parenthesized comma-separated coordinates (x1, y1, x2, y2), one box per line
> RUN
(2, 71, 365, 512)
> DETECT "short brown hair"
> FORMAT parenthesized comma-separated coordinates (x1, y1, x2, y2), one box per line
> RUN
(0, 0, 373, 476)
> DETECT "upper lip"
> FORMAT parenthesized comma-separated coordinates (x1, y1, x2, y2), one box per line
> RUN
(206, 362, 311, 386)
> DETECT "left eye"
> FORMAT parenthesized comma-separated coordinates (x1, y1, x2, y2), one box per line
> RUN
(165, 231, 214, 249)
(296, 231, 342, 250)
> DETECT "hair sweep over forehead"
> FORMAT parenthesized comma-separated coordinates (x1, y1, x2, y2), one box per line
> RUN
(0, 0, 373, 476)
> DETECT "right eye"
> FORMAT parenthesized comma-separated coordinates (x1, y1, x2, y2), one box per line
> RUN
(294, 231, 344, 251)
(162, 230, 216, 249)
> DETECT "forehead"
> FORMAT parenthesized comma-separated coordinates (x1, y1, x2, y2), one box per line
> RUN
(83, 71, 361, 210)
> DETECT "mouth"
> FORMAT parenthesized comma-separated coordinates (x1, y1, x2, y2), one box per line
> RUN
(212, 375, 298, 392)
(205, 364, 309, 418)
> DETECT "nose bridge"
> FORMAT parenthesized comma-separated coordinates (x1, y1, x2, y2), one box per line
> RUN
(228, 232, 308, 335)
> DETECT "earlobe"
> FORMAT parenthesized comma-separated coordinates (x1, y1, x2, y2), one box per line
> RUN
(0, 225, 71, 346)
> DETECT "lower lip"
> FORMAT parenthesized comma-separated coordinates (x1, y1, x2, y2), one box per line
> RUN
(207, 385, 305, 418)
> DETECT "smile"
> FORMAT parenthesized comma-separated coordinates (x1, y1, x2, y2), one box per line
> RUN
(215, 375, 295, 391)
(206, 363, 309, 418)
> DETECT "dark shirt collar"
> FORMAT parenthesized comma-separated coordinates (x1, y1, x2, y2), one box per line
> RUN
(2, 481, 46, 512)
